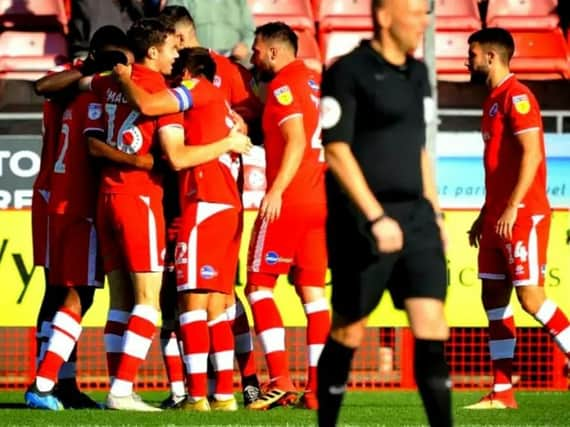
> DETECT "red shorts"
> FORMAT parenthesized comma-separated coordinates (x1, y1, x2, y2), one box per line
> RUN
(247, 203, 327, 287)
(48, 214, 104, 287)
(175, 202, 241, 294)
(478, 214, 550, 286)
(32, 189, 50, 267)
(96, 193, 165, 273)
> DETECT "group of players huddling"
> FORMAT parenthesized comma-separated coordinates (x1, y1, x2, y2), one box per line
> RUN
(26, 5, 329, 412)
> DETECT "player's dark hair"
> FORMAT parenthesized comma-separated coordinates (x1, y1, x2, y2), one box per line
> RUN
(160, 5, 195, 28)
(127, 18, 176, 61)
(171, 47, 216, 82)
(468, 27, 515, 63)
(255, 21, 298, 56)
(89, 25, 129, 55)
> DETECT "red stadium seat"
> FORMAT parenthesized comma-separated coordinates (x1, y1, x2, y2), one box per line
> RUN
(247, 0, 315, 33)
(318, 0, 371, 32)
(311, 0, 320, 21)
(430, 31, 472, 81)
(435, 0, 481, 31)
(0, 0, 68, 32)
(509, 29, 570, 79)
(295, 29, 322, 72)
(0, 31, 68, 80)
(321, 30, 372, 67)
(486, 0, 559, 31)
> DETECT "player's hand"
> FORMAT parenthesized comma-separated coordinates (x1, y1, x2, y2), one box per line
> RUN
(436, 216, 449, 252)
(260, 188, 283, 222)
(370, 216, 404, 254)
(227, 128, 253, 154)
(496, 205, 518, 240)
(468, 215, 483, 248)
(231, 42, 249, 61)
(113, 63, 132, 82)
(135, 153, 154, 171)
(230, 110, 248, 135)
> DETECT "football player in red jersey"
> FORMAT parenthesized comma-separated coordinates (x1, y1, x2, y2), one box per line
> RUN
(27, 26, 133, 411)
(465, 27, 570, 409)
(244, 22, 330, 411)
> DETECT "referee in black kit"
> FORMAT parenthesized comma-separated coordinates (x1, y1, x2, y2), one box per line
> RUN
(316, 1, 452, 426)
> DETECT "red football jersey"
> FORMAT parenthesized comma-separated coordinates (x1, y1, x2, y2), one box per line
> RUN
(34, 99, 65, 192)
(481, 74, 550, 219)
(262, 59, 326, 205)
(49, 91, 100, 218)
(177, 77, 241, 209)
(210, 50, 262, 123)
(87, 64, 183, 196)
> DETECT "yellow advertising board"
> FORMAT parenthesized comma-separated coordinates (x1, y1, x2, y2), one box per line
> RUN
(1, 210, 568, 327)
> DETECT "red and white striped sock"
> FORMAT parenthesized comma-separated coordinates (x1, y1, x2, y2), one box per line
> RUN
(226, 298, 257, 379)
(36, 308, 82, 392)
(487, 305, 516, 392)
(534, 300, 570, 357)
(160, 327, 186, 397)
(303, 298, 330, 393)
(209, 312, 235, 400)
(247, 290, 292, 389)
(110, 305, 158, 397)
(179, 309, 209, 400)
(104, 309, 130, 381)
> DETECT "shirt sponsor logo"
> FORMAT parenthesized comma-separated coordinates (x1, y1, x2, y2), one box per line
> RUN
(488, 102, 499, 117)
(273, 85, 293, 106)
(320, 96, 342, 130)
(512, 94, 530, 115)
(87, 103, 102, 121)
(200, 265, 218, 279)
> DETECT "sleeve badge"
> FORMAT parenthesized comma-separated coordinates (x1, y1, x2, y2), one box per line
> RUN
(512, 94, 530, 115)
(273, 85, 293, 106)
(87, 102, 102, 120)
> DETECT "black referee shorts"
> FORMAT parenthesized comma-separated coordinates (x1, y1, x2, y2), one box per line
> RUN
(327, 198, 447, 321)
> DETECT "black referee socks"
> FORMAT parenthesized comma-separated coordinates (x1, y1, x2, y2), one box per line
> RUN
(414, 338, 453, 427)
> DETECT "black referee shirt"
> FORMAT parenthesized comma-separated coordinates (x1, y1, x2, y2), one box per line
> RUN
(321, 40, 432, 204)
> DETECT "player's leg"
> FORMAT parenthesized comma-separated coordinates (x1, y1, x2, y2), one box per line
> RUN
(106, 194, 164, 411)
(245, 211, 298, 409)
(513, 215, 570, 360)
(466, 219, 517, 409)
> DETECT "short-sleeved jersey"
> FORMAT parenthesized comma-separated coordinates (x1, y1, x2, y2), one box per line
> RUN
(321, 41, 431, 204)
(34, 99, 65, 192)
(262, 59, 326, 206)
(177, 77, 241, 209)
(481, 74, 550, 219)
(210, 50, 262, 123)
(87, 64, 183, 196)
(49, 91, 100, 218)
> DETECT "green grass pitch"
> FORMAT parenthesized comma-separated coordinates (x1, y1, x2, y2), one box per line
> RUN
(0, 390, 568, 426)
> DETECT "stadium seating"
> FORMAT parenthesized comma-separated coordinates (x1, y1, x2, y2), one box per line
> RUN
(321, 30, 371, 66)
(420, 31, 473, 81)
(435, 0, 481, 31)
(317, 0, 371, 32)
(295, 28, 322, 71)
(247, 0, 315, 33)
(509, 29, 570, 79)
(486, 0, 559, 31)
(0, 0, 68, 32)
(0, 31, 68, 80)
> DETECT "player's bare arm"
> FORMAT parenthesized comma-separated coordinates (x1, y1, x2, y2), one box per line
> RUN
(496, 129, 542, 240)
(34, 69, 83, 97)
(261, 116, 305, 222)
(113, 63, 180, 116)
(159, 126, 252, 171)
(87, 135, 154, 170)
(421, 148, 448, 250)
(324, 142, 403, 254)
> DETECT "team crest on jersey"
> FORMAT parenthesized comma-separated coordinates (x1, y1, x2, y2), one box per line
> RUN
(273, 85, 293, 105)
(308, 79, 319, 92)
(182, 78, 200, 91)
(88, 102, 102, 120)
(488, 102, 499, 117)
(512, 94, 530, 114)
(213, 75, 222, 88)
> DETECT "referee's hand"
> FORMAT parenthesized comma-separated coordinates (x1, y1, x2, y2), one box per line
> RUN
(370, 216, 403, 254)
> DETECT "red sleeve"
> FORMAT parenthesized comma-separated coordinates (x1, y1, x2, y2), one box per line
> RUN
(506, 86, 542, 135)
(268, 80, 303, 125)
(157, 111, 184, 131)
